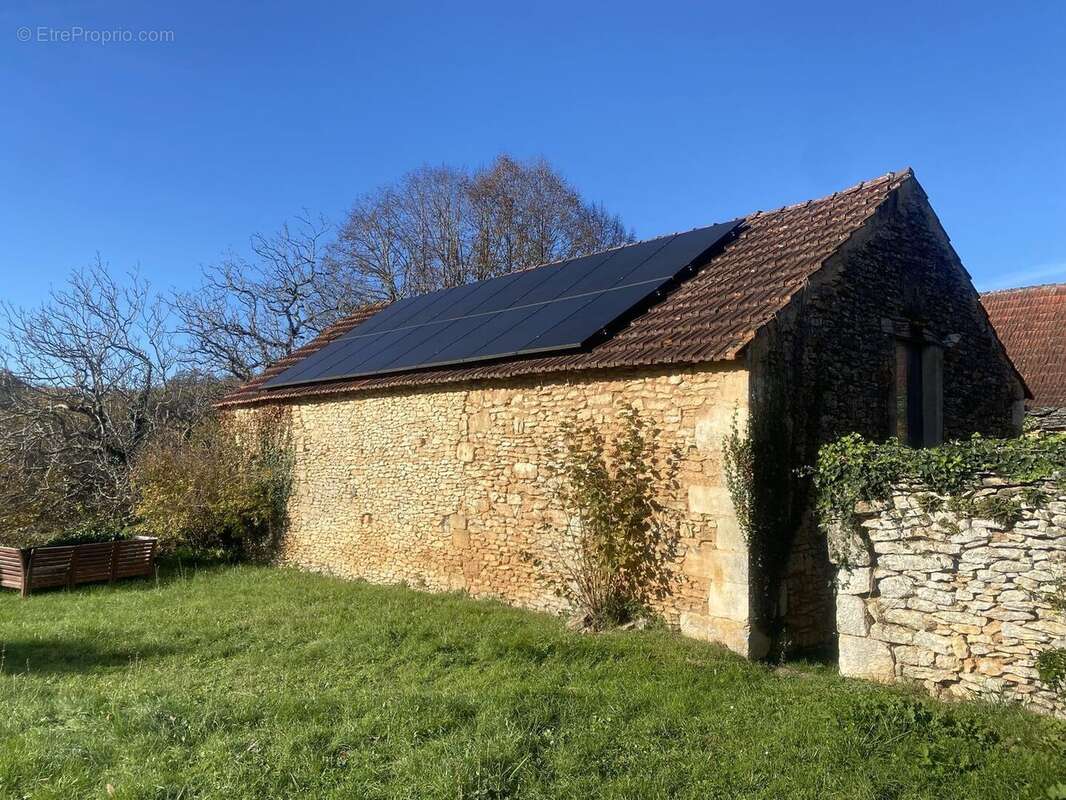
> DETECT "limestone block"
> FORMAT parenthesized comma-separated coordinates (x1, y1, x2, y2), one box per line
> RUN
(951, 635, 969, 659)
(915, 586, 955, 605)
(913, 630, 954, 656)
(828, 525, 872, 566)
(714, 515, 746, 552)
(934, 610, 986, 628)
(707, 554, 750, 622)
(975, 658, 1004, 676)
(467, 410, 492, 433)
(688, 485, 732, 516)
(838, 566, 873, 595)
(704, 548, 749, 587)
(1000, 623, 1050, 643)
(879, 553, 954, 572)
(679, 613, 767, 658)
(838, 635, 896, 682)
(989, 559, 1032, 574)
(836, 595, 870, 636)
(906, 597, 939, 613)
(878, 575, 913, 598)
(512, 462, 538, 480)
(870, 623, 915, 645)
(997, 589, 1029, 603)
(456, 442, 475, 462)
(694, 404, 746, 453)
(882, 608, 927, 629)
(895, 645, 936, 667)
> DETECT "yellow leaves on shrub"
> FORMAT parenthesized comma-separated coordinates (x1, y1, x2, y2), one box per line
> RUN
(131, 411, 292, 557)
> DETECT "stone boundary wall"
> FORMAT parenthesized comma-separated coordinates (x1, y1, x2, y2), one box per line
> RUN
(833, 478, 1066, 717)
(242, 364, 768, 656)
(1029, 407, 1066, 433)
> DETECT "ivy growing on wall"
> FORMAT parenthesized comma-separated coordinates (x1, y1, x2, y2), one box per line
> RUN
(722, 410, 754, 546)
(722, 391, 797, 655)
(813, 432, 1066, 531)
(1037, 578, 1066, 700)
(815, 431, 1066, 700)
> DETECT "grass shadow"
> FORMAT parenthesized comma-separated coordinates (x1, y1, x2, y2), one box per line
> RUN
(0, 637, 174, 675)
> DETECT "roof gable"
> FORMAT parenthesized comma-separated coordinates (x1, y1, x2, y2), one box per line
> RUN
(981, 283, 1066, 407)
(220, 169, 912, 407)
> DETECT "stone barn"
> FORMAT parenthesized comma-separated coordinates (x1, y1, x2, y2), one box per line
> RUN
(982, 283, 1066, 431)
(219, 169, 1025, 658)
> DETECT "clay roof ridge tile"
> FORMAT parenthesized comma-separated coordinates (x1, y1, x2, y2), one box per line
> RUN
(981, 281, 1066, 297)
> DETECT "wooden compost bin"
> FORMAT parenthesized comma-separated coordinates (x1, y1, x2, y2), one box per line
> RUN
(0, 537, 158, 597)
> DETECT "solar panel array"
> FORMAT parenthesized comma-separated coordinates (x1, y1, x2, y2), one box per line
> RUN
(264, 219, 741, 388)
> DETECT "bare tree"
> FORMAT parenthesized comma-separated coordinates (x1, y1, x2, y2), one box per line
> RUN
(173, 213, 362, 380)
(330, 154, 633, 302)
(0, 260, 207, 535)
(176, 155, 631, 380)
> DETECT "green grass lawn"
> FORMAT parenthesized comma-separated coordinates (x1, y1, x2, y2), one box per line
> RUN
(0, 565, 1063, 799)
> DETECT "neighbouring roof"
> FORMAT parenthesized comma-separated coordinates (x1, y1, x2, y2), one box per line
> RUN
(981, 283, 1066, 408)
(219, 169, 913, 408)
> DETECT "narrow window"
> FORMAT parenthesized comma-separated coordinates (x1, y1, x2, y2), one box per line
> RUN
(894, 334, 943, 447)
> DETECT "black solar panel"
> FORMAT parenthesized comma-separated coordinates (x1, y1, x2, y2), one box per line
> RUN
(263, 219, 741, 388)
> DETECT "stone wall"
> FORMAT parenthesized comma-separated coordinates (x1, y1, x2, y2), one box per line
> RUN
(748, 178, 1025, 653)
(255, 363, 767, 656)
(833, 479, 1066, 717)
(1029, 407, 1066, 433)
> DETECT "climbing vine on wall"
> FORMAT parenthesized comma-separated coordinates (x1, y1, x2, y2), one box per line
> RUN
(816, 431, 1066, 699)
(722, 389, 796, 655)
(1037, 578, 1066, 699)
(722, 410, 754, 546)
(813, 432, 1066, 532)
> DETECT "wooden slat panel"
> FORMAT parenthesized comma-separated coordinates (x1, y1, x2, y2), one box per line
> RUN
(2, 537, 156, 594)
(32, 550, 75, 561)
(30, 575, 68, 588)
(75, 546, 114, 555)
(0, 560, 23, 588)
(33, 545, 76, 556)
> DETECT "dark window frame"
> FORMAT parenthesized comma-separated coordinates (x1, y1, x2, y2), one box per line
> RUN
(892, 328, 943, 448)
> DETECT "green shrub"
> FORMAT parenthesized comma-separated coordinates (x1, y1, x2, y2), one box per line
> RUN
(131, 410, 292, 561)
(43, 519, 134, 547)
(1038, 648, 1066, 695)
(815, 432, 1066, 530)
(973, 494, 1023, 527)
(1039, 578, 1066, 699)
(540, 405, 679, 629)
(915, 493, 943, 514)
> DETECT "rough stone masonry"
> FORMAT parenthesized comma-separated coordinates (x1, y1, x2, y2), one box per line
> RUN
(256, 363, 769, 656)
(833, 478, 1066, 717)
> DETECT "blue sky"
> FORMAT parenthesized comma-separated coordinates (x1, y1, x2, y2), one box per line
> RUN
(2, 1, 1064, 306)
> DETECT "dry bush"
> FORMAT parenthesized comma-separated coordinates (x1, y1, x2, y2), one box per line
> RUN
(132, 410, 292, 560)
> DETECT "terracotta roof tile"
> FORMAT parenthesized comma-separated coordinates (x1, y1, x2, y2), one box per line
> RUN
(219, 169, 912, 408)
(981, 283, 1066, 408)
